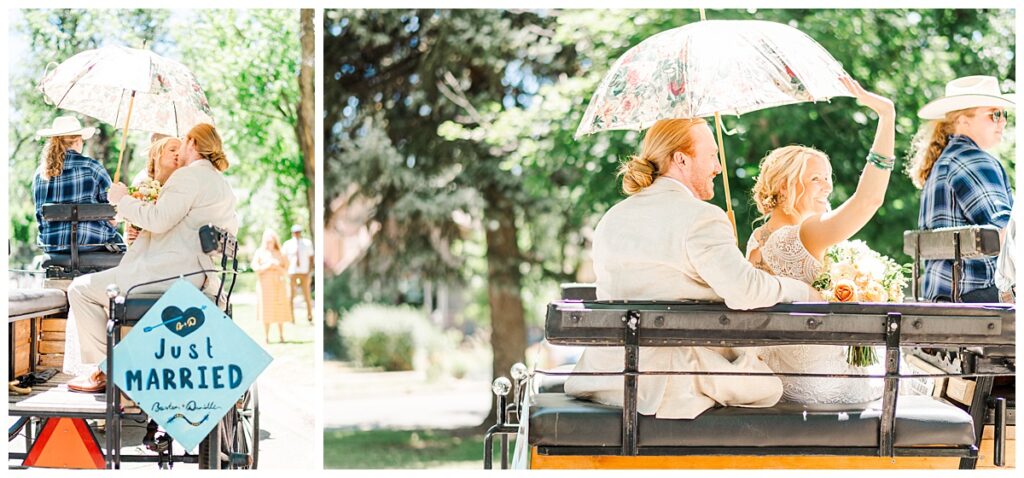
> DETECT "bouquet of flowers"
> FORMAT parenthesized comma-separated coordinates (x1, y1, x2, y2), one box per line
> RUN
(811, 240, 911, 366)
(126, 179, 162, 235)
(129, 179, 162, 203)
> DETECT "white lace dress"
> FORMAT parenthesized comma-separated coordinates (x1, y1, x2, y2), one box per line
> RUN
(747, 225, 883, 404)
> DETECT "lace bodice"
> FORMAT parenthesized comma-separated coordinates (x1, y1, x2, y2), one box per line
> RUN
(746, 224, 822, 283)
(747, 224, 882, 404)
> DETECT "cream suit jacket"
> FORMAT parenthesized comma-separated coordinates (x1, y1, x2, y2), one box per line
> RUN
(114, 159, 239, 294)
(563, 177, 814, 419)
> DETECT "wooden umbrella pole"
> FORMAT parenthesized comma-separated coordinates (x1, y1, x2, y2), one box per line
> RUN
(113, 90, 137, 183)
(714, 113, 738, 243)
(700, 8, 738, 242)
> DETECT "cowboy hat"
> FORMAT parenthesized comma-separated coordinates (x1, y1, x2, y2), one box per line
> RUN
(291, 225, 303, 233)
(35, 115, 97, 140)
(918, 75, 1015, 120)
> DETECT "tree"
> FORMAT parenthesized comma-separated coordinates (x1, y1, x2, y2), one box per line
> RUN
(325, 9, 578, 425)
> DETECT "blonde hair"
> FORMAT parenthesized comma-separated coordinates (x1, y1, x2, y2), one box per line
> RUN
(261, 229, 281, 251)
(618, 118, 708, 195)
(185, 123, 229, 171)
(751, 145, 830, 220)
(40, 135, 81, 180)
(146, 137, 181, 180)
(906, 109, 975, 189)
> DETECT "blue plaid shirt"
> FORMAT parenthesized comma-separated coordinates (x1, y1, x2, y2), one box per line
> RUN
(918, 135, 1014, 300)
(32, 150, 123, 252)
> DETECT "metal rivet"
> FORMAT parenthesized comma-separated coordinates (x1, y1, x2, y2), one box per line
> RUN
(913, 319, 923, 329)
(654, 316, 665, 327)
(570, 314, 580, 324)
(719, 315, 730, 326)
(806, 318, 818, 329)
(988, 323, 996, 330)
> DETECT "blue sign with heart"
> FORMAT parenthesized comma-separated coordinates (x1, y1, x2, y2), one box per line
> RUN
(111, 279, 272, 451)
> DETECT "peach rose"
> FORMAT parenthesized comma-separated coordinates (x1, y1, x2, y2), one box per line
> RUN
(832, 279, 858, 302)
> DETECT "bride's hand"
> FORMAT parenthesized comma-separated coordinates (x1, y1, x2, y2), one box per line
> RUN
(840, 77, 894, 117)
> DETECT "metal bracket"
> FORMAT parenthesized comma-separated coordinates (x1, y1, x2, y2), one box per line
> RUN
(622, 310, 640, 456)
(878, 312, 902, 457)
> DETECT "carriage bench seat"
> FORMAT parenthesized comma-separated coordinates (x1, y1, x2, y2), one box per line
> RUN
(7, 288, 68, 321)
(41, 251, 123, 272)
(529, 393, 975, 449)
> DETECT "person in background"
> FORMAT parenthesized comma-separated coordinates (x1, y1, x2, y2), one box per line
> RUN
(282, 224, 314, 323)
(908, 75, 1015, 302)
(252, 229, 293, 343)
(32, 115, 123, 253)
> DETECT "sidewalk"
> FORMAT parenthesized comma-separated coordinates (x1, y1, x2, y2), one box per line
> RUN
(323, 361, 491, 431)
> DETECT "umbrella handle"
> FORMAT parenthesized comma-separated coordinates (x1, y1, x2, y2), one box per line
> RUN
(113, 91, 137, 184)
(713, 113, 738, 244)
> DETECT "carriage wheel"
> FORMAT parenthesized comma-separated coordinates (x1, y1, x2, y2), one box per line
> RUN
(197, 384, 259, 469)
(234, 384, 259, 469)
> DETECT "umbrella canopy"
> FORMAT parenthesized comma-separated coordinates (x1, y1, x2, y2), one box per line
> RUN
(576, 20, 851, 138)
(39, 45, 214, 137)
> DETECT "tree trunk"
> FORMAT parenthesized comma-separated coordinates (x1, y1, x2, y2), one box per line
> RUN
(480, 186, 528, 427)
(296, 8, 316, 240)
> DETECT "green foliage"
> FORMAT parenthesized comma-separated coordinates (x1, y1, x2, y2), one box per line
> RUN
(339, 303, 448, 371)
(360, 331, 415, 371)
(8, 9, 310, 266)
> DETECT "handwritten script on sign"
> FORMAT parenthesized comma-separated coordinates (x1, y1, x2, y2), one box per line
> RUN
(110, 279, 272, 450)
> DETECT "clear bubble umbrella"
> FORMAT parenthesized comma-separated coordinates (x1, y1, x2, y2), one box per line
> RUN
(38, 45, 215, 182)
(577, 18, 851, 238)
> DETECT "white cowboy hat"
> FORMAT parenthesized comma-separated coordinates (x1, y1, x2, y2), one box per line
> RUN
(918, 75, 1016, 120)
(35, 115, 97, 140)
(291, 225, 303, 233)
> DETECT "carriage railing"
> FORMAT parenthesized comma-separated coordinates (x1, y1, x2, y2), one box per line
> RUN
(485, 299, 1015, 469)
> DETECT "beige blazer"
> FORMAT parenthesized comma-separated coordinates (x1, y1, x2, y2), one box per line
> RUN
(114, 159, 238, 294)
(564, 177, 815, 419)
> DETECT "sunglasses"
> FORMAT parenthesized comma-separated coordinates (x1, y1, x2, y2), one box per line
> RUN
(987, 110, 1009, 123)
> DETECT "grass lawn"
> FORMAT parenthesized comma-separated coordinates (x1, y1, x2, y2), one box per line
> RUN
(324, 427, 512, 469)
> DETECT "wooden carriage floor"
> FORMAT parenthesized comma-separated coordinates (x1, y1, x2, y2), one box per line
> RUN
(9, 372, 141, 416)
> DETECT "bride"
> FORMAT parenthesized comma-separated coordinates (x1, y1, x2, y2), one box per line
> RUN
(746, 77, 895, 403)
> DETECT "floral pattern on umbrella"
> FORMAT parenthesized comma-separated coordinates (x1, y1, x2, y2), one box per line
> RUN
(576, 20, 851, 138)
(38, 45, 215, 137)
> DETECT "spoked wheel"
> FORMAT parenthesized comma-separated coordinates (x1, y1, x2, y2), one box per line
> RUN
(198, 384, 259, 469)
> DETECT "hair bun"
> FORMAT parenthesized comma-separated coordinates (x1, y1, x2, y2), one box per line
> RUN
(620, 154, 657, 195)
(207, 150, 229, 171)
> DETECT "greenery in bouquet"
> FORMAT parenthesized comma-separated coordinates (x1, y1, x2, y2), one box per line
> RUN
(811, 240, 911, 366)
(129, 179, 162, 203)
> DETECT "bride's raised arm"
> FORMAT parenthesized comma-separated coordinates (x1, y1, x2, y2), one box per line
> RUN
(800, 77, 896, 258)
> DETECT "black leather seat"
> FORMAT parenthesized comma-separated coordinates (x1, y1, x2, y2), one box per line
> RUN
(41, 251, 124, 272)
(529, 393, 975, 448)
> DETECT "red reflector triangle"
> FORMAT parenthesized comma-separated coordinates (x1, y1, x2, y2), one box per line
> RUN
(22, 417, 105, 469)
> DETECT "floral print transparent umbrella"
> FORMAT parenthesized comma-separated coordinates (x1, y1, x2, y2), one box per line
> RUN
(577, 19, 851, 238)
(38, 45, 215, 182)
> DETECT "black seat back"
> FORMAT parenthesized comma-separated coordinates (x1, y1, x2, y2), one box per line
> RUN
(199, 224, 240, 310)
(903, 225, 1002, 302)
(39, 203, 124, 279)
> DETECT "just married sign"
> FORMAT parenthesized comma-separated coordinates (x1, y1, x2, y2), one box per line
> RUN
(110, 279, 272, 450)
